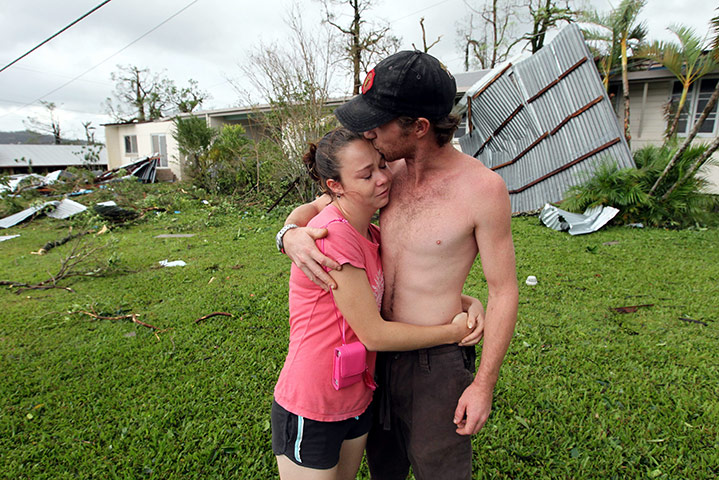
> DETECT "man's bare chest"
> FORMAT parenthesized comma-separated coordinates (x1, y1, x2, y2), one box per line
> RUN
(380, 178, 474, 254)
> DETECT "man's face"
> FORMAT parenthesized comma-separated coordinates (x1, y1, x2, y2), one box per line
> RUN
(362, 119, 414, 162)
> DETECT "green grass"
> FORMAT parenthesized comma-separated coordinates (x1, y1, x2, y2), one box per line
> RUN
(1, 186, 717, 479)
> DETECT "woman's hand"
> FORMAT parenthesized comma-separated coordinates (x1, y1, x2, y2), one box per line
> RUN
(459, 295, 485, 346)
(450, 312, 472, 342)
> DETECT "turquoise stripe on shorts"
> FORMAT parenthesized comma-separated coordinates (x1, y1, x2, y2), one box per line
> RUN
(294, 416, 304, 463)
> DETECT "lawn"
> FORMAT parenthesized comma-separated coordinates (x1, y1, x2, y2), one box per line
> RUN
(0, 185, 717, 479)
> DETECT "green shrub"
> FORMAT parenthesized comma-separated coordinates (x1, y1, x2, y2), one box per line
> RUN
(563, 142, 719, 228)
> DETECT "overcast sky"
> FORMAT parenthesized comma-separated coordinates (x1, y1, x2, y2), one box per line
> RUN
(0, 0, 715, 140)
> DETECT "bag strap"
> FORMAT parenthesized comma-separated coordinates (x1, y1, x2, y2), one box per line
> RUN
(319, 217, 350, 345)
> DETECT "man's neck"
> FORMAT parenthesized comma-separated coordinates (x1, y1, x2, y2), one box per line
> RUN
(403, 142, 456, 185)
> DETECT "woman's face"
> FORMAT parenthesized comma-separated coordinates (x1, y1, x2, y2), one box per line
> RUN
(333, 139, 392, 211)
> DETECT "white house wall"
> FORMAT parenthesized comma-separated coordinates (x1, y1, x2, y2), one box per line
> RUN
(617, 79, 719, 193)
(105, 120, 182, 181)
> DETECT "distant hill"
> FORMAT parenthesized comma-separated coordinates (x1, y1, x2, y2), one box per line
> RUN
(0, 131, 90, 145)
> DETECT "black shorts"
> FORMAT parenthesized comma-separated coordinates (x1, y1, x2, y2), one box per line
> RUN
(271, 399, 372, 470)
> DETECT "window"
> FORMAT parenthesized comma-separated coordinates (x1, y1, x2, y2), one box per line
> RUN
(151, 134, 168, 167)
(670, 78, 718, 136)
(124, 135, 138, 155)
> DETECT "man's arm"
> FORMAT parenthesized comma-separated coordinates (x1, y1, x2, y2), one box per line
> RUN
(281, 194, 341, 291)
(454, 173, 518, 435)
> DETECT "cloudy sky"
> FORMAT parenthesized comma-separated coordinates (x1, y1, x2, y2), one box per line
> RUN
(0, 0, 715, 140)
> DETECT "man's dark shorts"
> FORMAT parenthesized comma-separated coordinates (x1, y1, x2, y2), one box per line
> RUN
(366, 344, 476, 480)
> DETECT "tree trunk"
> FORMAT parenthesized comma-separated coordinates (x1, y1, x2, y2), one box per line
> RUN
(621, 38, 631, 149)
(661, 134, 719, 200)
(352, 0, 361, 95)
(666, 83, 689, 139)
(649, 80, 719, 196)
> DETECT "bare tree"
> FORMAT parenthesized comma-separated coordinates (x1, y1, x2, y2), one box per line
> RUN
(459, 0, 526, 70)
(525, 0, 576, 53)
(319, 0, 400, 94)
(167, 79, 211, 114)
(105, 65, 208, 122)
(24, 101, 62, 144)
(81, 121, 96, 145)
(412, 17, 442, 53)
(234, 7, 339, 200)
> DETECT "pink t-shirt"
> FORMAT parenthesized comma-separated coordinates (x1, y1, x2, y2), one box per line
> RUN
(274, 205, 383, 422)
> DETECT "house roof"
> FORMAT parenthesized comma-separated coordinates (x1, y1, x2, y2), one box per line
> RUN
(0, 144, 107, 168)
(458, 23, 635, 213)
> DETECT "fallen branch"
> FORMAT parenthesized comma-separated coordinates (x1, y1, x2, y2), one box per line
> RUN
(4, 234, 112, 294)
(194, 312, 233, 324)
(78, 310, 160, 330)
(33, 230, 92, 255)
(679, 317, 708, 327)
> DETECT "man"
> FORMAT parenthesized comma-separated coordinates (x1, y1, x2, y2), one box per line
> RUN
(277, 50, 518, 479)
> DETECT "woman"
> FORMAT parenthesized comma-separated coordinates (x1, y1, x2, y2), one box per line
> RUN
(272, 128, 482, 479)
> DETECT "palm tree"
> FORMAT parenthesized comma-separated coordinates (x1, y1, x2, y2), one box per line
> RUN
(615, 0, 647, 149)
(643, 25, 719, 139)
(654, 10, 719, 198)
(581, 13, 620, 91)
(582, 0, 646, 148)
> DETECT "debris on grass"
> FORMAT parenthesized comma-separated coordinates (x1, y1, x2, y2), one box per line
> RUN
(0, 234, 20, 242)
(611, 304, 654, 314)
(0, 198, 87, 229)
(678, 317, 708, 326)
(194, 312, 233, 324)
(94, 156, 158, 184)
(31, 228, 92, 255)
(94, 201, 139, 222)
(540, 203, 619, 235)
(159, 259, 186, 267)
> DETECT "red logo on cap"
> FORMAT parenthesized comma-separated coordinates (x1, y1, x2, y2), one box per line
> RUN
(362, 69, 375, 94)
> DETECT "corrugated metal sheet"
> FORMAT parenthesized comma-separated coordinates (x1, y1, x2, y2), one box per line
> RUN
(540, 203, 619, 235)
(458, 24, 635, 213)
(0, 145, 108, 168)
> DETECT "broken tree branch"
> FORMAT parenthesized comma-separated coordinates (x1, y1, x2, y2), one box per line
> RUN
(78, 310, 160, 330)
(194, 312, 233, 324)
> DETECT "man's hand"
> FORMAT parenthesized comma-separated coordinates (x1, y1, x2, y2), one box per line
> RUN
(283, 227, 341, 291)
(453, 382, 493, 435)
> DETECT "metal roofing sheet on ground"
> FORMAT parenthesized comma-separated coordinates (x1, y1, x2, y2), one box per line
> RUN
(459, 23, 634, 213)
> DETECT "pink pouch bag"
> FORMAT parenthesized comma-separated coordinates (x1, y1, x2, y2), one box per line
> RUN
(332, 341, 367, 390)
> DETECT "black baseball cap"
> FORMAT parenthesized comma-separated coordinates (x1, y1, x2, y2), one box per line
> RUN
(335, 50, 457, 132)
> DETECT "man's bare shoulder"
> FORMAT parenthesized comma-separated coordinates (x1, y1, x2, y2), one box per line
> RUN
(453, 151, 507, 193)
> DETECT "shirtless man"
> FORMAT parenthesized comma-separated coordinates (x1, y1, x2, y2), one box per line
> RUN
(277, 51, 518, 479)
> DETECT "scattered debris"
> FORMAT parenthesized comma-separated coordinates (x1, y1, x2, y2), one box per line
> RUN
(94, 156, 158, 184)
(625, 223, 644, 228)
(602, 241, 620, 246)
(159, 259, 186, 267)
(611, 304, 654, 314)
(0, 234, 20, 242)
(154, 234, 196, 238)
(46, 199, 87, 219)
(194, 312, 233, 324)
(678, 317, 708, 326)
(94, 201, 139, 222)
(32, 229, 92, 255)
(540, 204, 619, 235)
(525, 275, 537, 286)
(2, 236, 107, 293)
(78, 310, 159, 330)
(0, 198, 87, 229)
